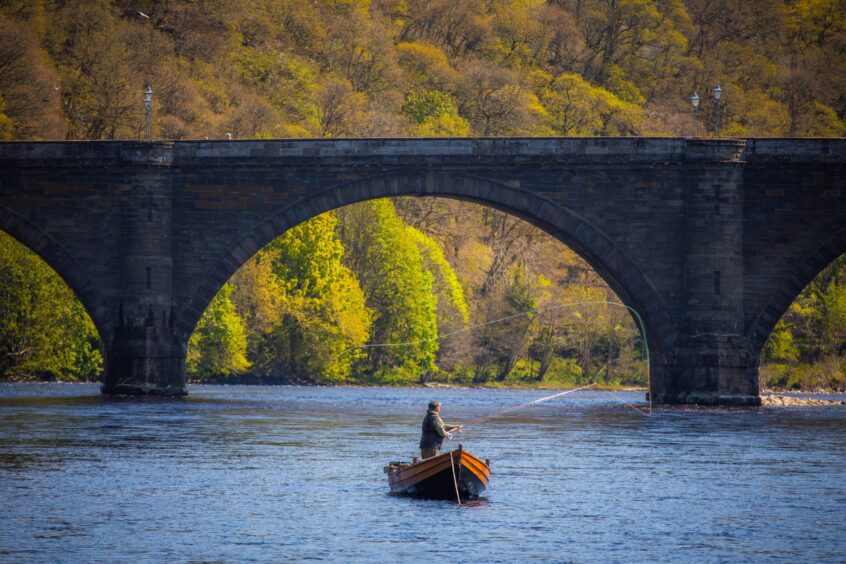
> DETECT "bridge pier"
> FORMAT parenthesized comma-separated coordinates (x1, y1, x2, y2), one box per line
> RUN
(648, 146, 760, 405)
(100, 167, 188, 396)
(101, 310, 187, 396)
(652, 339, 760, 405)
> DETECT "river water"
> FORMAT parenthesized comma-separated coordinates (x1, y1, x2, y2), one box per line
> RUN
(1, 384, 845, 562)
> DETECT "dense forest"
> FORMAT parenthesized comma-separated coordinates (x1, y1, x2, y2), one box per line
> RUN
(0, 0, 844, 389)
(1, 0, 844, 140)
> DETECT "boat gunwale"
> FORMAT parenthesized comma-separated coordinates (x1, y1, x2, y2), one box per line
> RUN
(388, 449, 489, 490)
(458, 455, 489, 484)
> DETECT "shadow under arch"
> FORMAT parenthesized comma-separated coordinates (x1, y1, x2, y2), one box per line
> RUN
(0, 206, 110, 341)
(175, 172, 679, 364)
(747, 224, 846, 357)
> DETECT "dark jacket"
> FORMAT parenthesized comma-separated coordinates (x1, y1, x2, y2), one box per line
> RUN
(419, 409, 454, 449)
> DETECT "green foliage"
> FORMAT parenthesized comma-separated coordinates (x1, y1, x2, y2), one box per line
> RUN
(402, 89, 457, 123)
(232, 213, 372, 382)
(187, 283, 250, 379)
(402, 89, 470, 135)
(406, 226, 469, 325)
(760, 357, 846, 392)
(761, 256, 846, 391)
(764, 320, 798, 362)
(336, 200, 438, 377)
(0, 94, 12, 140)
(0, 231, 102, 380)
(530, 70, 643, 135)
(395, 41, 458, 91)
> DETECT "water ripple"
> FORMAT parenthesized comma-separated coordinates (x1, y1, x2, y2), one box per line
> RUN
(0, 383, 845, 562)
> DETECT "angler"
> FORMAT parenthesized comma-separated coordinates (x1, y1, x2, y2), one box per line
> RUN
(419, 400, 462, 460)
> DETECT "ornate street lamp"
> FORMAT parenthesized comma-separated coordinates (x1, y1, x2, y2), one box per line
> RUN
(713, 84, 722, 137)
(144, 86, 153, 141)
(689, 91, 701, 137)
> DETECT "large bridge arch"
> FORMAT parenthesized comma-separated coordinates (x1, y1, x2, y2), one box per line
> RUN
(0, 205, 110, 339)
(175, 172, 678, 368)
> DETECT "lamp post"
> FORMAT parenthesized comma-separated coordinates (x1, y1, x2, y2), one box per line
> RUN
(144, 86, 153, 141)
(690, 91, 700, 136)
(713, 84, 722, 137)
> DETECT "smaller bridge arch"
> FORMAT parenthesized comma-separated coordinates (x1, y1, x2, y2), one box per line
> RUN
(747, 226, 846, 358)
(0, 206, 110, 339)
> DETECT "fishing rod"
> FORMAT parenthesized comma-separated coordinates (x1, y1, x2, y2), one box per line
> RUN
(449, 381, 651, 437)
(456, 383, 598, 430)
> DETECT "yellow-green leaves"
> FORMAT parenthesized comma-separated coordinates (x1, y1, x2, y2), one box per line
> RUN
(336, 200, 439, 380)
(402, 89, 470, 135)
(187, 283, 250, 378)
(232, 212, 372, 382)
(0, 232, 102, 380)
(531, 70, 643, 135)
(1, 1, 843, 141)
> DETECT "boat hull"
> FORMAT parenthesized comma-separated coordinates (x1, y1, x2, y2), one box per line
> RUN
(385, 448, 490, 500)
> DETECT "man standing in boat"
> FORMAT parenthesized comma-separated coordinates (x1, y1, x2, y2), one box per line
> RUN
(420, 400, 462, 459)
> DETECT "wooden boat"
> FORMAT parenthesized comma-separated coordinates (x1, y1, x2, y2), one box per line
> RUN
(384, 445, 490, 500)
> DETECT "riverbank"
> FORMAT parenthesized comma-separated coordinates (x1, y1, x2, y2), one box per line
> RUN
(6, 375, 846, 397)
(761, 394, 846, 406)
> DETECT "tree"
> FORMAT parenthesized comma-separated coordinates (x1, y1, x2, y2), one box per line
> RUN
(400, 0, 493, 56)
(402, 89, 471, 135)
(764, 320, 799, 363)
(396, 41, 460, 92)
(576, 0, 691, 95)
(0, 14, 64, 139)
(187, 283, 250, 379)
(557, 284, 615, 383)
(314, 75, 367, 136)
(490, 266, 540, 381)
(820, 278, 846, 357)
(232, 213, 372, 382)
(0, 232, 102, 380)
(490, 0, 552, 69)
(530, 69, 642, 135)
(406, 226, 469, 371)
(458, 62, 531, 135)
(336, 200, 439, 379)
(0, 95, 13, 140)
(45, 1, 141, 139)
(322, 10, 401, 95)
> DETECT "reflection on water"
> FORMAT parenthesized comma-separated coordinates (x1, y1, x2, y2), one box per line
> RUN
(1, 384, 845, 562)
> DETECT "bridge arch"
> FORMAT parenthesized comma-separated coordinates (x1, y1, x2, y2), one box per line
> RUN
(747, 225, 846, 357)
(0, 206, 110, 339)
(175, 172, 678, 365)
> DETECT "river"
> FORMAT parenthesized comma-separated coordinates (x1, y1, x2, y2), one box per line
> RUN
(1, 384, 845, 562)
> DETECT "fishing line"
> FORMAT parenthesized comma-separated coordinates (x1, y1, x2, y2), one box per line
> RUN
(458, 383, 597, 429)
(343, 300, 653, 416)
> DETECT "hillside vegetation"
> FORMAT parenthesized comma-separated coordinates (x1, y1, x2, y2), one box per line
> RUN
(0, 0, 844, 140)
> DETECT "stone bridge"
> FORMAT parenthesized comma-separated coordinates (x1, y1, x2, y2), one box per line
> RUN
(1, 138, 844, 404)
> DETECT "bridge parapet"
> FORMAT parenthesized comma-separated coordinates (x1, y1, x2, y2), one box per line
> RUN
(0, 137, 752, 167)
